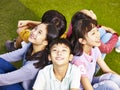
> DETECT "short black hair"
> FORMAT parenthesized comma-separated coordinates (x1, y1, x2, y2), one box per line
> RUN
(49, 38, 72, 54)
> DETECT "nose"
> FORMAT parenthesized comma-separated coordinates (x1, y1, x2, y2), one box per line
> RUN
(57, 51, 62, 55)
(32, 29, 37, 35)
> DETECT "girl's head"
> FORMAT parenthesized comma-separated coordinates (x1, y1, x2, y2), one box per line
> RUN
(48, 38, 73, 65)
(42, 10, 67, 37)
(67, 9, 97, 39)
(70, 19, 100, 56)
(28, 22, 59, 47)
(27, 22, 59, 69)
(71, 9, 97, 27)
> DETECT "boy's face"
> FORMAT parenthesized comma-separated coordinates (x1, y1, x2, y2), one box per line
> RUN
(49, 43, 73, 66)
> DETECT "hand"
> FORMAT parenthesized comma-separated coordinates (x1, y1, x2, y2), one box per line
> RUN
(17, 26, 29, 35)
(101, 26, 116, 34)
(18, 20, 30, 28)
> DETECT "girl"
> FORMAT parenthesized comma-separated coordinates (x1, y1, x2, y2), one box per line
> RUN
(0, 22, 59, 90)
(70, 19, 120, 90)
(5, 10, 67, 51)
(33, 38, 81, 90)
(67, 9, 119, 74)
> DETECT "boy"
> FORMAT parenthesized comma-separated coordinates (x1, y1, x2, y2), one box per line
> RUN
(33, 38, 81, 90)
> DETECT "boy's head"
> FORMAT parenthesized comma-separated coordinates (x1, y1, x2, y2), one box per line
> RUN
(48, 38, 73, 64)
(49, 38, 72, 54)
(42, 10, 67, 37)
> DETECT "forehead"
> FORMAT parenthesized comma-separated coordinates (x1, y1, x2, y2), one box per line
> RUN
(87, 27, 98, 34)
(51, 43, 69, 48)
(37, 23, 47, 31)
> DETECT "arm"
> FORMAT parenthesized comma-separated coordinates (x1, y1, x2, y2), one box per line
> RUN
(101, 26, 116, 34)
(18, 20, 41, 28)
(99, 33, 118, 53)
(0, 62, 38, 86)
(81, 77, 93, 90)
(0, 44, 29, 62)
(73, 61, 93, 90)
(97, 56, 117, 74)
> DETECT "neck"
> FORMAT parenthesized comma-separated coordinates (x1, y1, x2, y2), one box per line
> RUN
(53, 64, 69, 81)
(83, 45, 92, 55)
(32, 44, 46, 55)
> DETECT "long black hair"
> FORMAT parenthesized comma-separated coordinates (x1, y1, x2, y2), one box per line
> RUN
(67, 11, 97, 39)
(69, 19, 97, 56)
(25, 23, 59, 69)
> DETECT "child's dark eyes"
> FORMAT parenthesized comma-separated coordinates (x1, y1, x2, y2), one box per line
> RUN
(51, 49, 67, 52)
(52, 49, 57, 51)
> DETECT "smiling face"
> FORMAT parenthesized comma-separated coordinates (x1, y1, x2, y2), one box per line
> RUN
(80, 9, 97, 20)
(84, 27, 101, 47)
(28, 23, 48, 45)
(49, 43, 73, 66)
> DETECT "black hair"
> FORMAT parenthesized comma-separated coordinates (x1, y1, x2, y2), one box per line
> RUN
(67, 11, 97, 40)
(42, 10, 67, 37)
(71, 11, 97, 26)
(49, 38, 72, 54)
(25, 23, 59, 69)
(69, 19, 97, 56)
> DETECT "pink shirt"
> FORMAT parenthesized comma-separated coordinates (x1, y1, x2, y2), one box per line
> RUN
(71, 47, 101, 82)
(71, 47, 101, 90)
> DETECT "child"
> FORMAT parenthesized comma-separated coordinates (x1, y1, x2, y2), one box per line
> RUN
(33, 38, 81, 90)
(67, 9, 120, 56)
(5, 10, 67, 51)
(70, 19, 120, 90)
(0, 22, 59, 90)
(67, 9, 119, 74)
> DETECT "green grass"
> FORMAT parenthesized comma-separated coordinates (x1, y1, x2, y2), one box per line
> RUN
(0, 0, 120, 73)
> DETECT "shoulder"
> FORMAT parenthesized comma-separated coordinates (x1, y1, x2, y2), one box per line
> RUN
(39, 65, 53, 73)
(93, 47, 101, 56)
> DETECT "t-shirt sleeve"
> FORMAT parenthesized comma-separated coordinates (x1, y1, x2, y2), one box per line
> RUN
(70, 65, 81, 89)
(33, 70, 46, 90)
(71, 59, 88, 77)
(99, 33, 118, 53)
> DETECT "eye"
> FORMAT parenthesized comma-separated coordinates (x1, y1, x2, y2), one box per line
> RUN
(52, 48, 57, 52)
(62, 48, 67, 52)
(92, 32, 95, 35)
(38, 30, 42, 34)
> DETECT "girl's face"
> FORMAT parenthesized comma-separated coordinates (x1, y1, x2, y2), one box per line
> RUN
(28, 23, 47, 45)
(49, 44, 73, 66)
(85, 27, 101, 47)
(80, 9, 97, 20)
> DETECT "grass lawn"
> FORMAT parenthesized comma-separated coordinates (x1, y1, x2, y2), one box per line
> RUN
(0, 0, 120, 73)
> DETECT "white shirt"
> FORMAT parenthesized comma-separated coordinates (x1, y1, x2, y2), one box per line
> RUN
(33, 64, 81, 90)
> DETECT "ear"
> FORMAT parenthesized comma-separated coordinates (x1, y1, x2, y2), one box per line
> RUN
(69, 54, 73, 62)
(78, 38, 86, 44)
(42, 40, 48, 45)
(48, 54, 52, 61)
